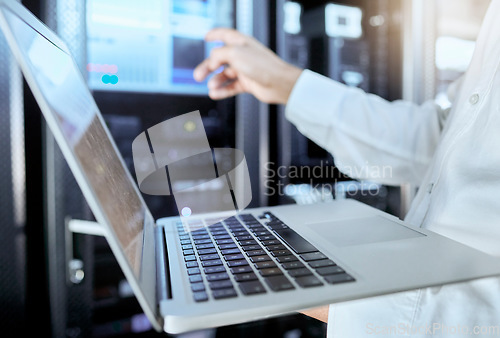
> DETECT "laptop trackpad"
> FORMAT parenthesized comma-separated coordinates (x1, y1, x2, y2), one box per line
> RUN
(305, 216, 425, 247)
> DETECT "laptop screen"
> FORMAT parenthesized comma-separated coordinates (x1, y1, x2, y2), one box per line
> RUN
(1, 6, 148, 277)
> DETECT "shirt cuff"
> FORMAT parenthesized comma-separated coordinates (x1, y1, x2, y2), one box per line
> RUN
(285, 69, 349, 127)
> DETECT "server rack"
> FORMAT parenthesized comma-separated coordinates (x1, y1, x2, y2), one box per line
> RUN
(0, 10, 27, 336)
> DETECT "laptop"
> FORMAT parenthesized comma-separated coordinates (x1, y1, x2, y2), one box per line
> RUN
(2, 0, 500, 333)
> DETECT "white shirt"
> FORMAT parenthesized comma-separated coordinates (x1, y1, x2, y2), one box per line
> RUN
(285, 0, 500, 336)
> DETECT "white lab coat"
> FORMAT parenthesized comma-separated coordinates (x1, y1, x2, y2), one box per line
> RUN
(285, 0, 500, 336)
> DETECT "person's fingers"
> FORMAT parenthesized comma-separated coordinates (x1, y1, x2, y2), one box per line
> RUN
(207, 71, 236, 90)
(209, 82, 243, 100)
(223, 66, 238, 79)
(206, 46, 235, 71)
(193, 58, 211, 82)
(193, 46, 235, 82)
(205, 27, 247, 45)
(208, 76, 244, 100)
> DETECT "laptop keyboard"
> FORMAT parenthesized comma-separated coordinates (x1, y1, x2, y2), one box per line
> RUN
(176, 212, 355, 302)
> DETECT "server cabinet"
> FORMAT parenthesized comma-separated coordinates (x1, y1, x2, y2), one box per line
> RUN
(0, 12, 26, 336)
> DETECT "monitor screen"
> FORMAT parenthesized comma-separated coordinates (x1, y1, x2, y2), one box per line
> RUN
(86, 0, 234, 95)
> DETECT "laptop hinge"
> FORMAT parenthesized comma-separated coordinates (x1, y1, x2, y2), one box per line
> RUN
(155, 226, 172, 301)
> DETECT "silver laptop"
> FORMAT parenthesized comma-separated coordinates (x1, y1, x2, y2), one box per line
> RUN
(2, 0, 500, 333)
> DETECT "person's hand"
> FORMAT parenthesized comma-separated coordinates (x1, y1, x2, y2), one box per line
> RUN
(194, 28, 303, 104)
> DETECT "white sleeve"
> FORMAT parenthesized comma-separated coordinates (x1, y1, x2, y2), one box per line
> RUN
(285, 70, 445, 186)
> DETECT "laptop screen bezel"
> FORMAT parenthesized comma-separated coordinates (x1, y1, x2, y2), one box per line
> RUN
(0, 0, 162, 330)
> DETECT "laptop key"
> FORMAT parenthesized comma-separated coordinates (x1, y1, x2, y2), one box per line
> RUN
(275, 255, 298, 263)
(216, 239, 235, 245)
(198, 248, 217, 255)
(239, 213, 257, 221)
(204, 266, 226, 274)
(211, 230, 228, 236)
(239, 240, 258, 246)
(254, 261, 278, 269)
(221, 248, 241, 255)
(300, 252, 328, 261)
(212, 234, 231, 240)
(183, 249, 195, 256)
(219, 243, 238, 250)
(192, 229, 208, 235)
(230, 266, 253, 274)
(181, 244, 193, 250)
(184, 255, 196, 262)
(233, 231, 250, 237)
(245, 250, 266, 257)
(192, 228, 207, 234)
(247, 223, 267, 232)
(233, 272, 258, 282)
(212, 288, 238, 299)
(247, 223, 265, 229)
(224, 254, 245, 261)
(324, 273, 355, 284)
(316, 266, 345, 276)
(187, 267, 201, 275)
(201, 259, 223, 267)
(257, 235, 276, 241)
(194, 239, 212, 245)
(266, 244, 286, 251)
(273, 229, 318, 254)
(192, 234, 210, 240)
(241, 245, 262, 251)
(295, 275, 323, 288)
(226, 221, 242, 226)
(200, 254, 220, 261)
(249, 255, 272, 263)
(235, 235, 253, 241)
(185, 261, 198, 268)
(264, 275, 295, 291)
(262, 240, 281, 246)
(267, 223, 289, 230)
(191, 283, 206, 292)
(259, 268, 284, 277)
(209, 280, 234, 290)
(193, 291, 209, 302)
(271, 250, 292, 257)
(239, 281, 266, 295)
(227, 260, 249, 267)
(189, 275, 203, 283)
(196, 243, 215, 250)
(243, 220, 260, 226)
(206, 272, 230, 282)
(281, 261, 305, 270)
(309, 259, 336, 269)
(287, 268, 313, 278)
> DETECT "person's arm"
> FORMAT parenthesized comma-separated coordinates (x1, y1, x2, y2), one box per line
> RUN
(195, 28, 446, 185)
(285, 70, 445, 185)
